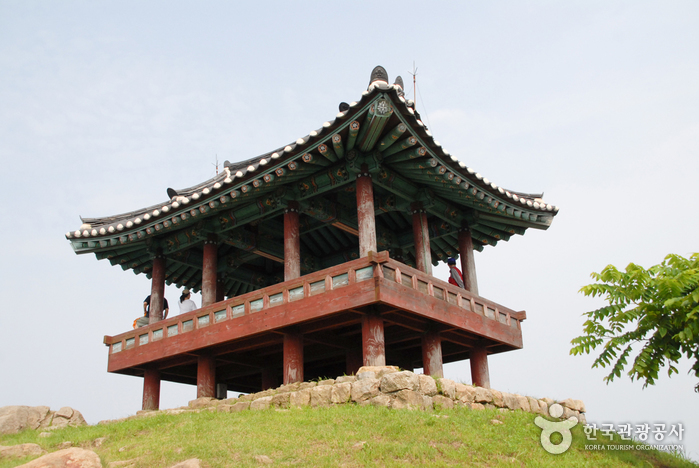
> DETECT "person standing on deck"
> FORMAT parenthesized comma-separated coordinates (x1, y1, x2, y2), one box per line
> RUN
(179, 289, 198, 314)
(447, 257, 465, 289)
(136, 294, 169, 327)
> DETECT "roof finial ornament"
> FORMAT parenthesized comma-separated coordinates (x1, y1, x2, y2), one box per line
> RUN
(368, 66, 389, 89)
(167, 188, 178, 199)
(394, 76, 405, 97)
(339, 102, 350, 112)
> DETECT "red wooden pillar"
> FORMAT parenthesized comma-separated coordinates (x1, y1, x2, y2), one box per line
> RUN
(202, 236, 218, 307)
(356, 166, 377, 257)
(361, 314, 386, 366)
(148, 253, 166, 324)
(283, 332, 304, 384)
(346, 349, 363, 375)
(421, 331, 443, 378)
(411, 203, 432, 275)
(142, 369, 160, 411)
(284, 202, 301, 281)
(458, 228, 479, 294)
(197, 353, 216, 398)
(470, 346, 490, 388)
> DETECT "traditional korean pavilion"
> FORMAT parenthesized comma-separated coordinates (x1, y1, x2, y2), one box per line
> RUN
(66, 66, 558, 410)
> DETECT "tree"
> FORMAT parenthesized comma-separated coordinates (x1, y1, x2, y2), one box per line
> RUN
(570, 253, 699, 392)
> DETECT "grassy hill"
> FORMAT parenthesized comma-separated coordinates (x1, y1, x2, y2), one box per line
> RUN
(0, 405, 695, 467)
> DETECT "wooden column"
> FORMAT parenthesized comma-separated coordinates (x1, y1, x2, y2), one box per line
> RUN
(356, 166, 377, 257)
(148, 253, 166, 324)
(346, 348, 363, 375)
(284, 202, 301, 281)
(459, 228, 479, 295)
(197, 353, 216, 398)
(283, 332, 304, 384)
(261, 367, 278, 390)
(361, 313, 386, 366)
(216, 276, 225, 303)
(421, 331, 443, 378)
(202, 236, 218, 307)
(411, 203, 432, 275)
(470, 346, 490, 388)
(142, 369, 160, 411)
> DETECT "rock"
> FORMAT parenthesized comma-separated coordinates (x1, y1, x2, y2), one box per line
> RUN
(164, 409, 189, 416)
(108, 460, 138, 467)
(527, 397, 542, 415)
(254, 455, 273, 464)
(352, 441, 367, 450)
(335, 375, 356, 384)
(350, 378, 380, 402)
(538, 400, 550, 417)
(356, 366, 399, 380)
(421, 396, 434, 410)
(169, 459, 202, 468)
(541, 397, 554, 406)
(490, 419, 504, 425)
(437, 378, 457, 399)
(93, 438, 107, 448)
(514, 395, 530, 412)
(250, 396, 273, 411)
(433, 395, 455, 410)
(501, 392, 518, 410)
(473, 387, 493, 404)
(418, 375, 438, 396)
(298, 382, 317, 390)
(0, 406, 50, 434)
(455, 384, 476, 403)
(229, 402, 250, 412)
(17, 448, 101, 468)
(188, 398, 216, 409)
(392, 390, 423, 410)
(470, 403, 485, 410)
(490, 389, 504, 407)
(380, 371, 420, 393)
(366, 395, 392, 408)
(289, 389, 311, 407)
(274, 382, 300, 394)
(38, 433, 52, 438)
(317, 379, 335, 386)
(559, 398, 586, 413)
(309, 386, 332, 407)
(330, 383, 352, 404)
(57, 441, 73, 449)
(55, 407, 74, 419)
(270, 393, 290, 409)
(0, 443, 45, 459)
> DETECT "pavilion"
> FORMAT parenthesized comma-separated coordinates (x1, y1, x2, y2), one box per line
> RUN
(66, 66, 558, 410)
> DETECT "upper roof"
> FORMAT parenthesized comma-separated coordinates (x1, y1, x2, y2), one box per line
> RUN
(66, 66, 558, 296)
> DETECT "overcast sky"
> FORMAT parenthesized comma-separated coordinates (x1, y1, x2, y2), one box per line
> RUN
(1, 1, 698, 461)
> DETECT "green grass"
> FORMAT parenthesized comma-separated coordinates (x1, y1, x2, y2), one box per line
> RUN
(0, 406, 695, 467)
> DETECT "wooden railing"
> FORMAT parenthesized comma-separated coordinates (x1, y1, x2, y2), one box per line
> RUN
(104, 251, 525, 355)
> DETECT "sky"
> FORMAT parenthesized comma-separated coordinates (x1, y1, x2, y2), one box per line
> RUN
(1, 0, 698, 461)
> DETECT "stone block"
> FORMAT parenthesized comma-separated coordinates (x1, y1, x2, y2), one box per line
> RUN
(380, 371, 420, 393)
(350, 378, 380, 402)
(392, 390, 423, 410)
(270, 393, 290, 409)
(366, 395, 392, 408)
(514, 395, 530, 412)
(473, 387, 493, 404)
(437, 378, 457, 399)
(188, 398, 217, 409)
(490, 389, 504, 407)
(418, 374, 439, 396)
(19, 448, 101, 468)
(0, 443, 45, 459)
(541, 397, 554, 406)
(459, 384, 479, 404)
(538, 400, 550, 417)
(230, 401, 250, 412)
(250, 396, 273, 411)
(298, 382, 318, 390)
(331, 383, 352, 404)
(433, 395, 455, 410)
(559, 398, 586, 413)
(335, 375, 356, 384)
(356, 365, 399, 379)
(55, 407, 74, 419)
(502, 392, 518, 410)
(317, 379, 336, 386)
(470, 403, 485, 411)
(356, 371, 376, 381)
(289, 389, 311, 407)
(0, 406, 51, 434)
(527, 397, 541, 415)
(421, 396, 434, 410)
(275, 382, 301, 394)
(309, 386, 333, 407)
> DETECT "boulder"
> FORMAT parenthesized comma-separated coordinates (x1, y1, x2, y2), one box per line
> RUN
(270, 393, 290, 409)
(455, 384, 476, 403)
(380, 371, 419, 393)
(473, 387, 493, 404)
(188, 398, 216, 409)
(229, 402, 250, 412)
(0, 406, 51, 434)
(250, 396, 273, 411)
(490, 389, 504, 407)
(391, 390, 423, 410)
(309, 386, 333, 407)
(289, 389, 312, 407)
(559, 398, 586, 413)
(350, 378, 380, 402)
(418, 375, 438, 396)
(365, 395, 392, 408)
(433, 395, 455, 410)
(470, 403, 485, 411)
(16, 448, 101, 468)
(335, 375, 356, 384)
(437, 378, 457, 399)
(514, 395, 531, 412)
(330, 383, 352, 404)
(0, 443, 45, 459)
(317, 379, 336, 386)
(355, 366, 399, 380)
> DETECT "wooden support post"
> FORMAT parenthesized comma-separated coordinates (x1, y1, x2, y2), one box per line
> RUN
(202, 236, 218, 307)
(356, 165, 377, 257)
(197, 353, 216, 398)
(284, 202, 301, 281)
(148, 253, 166, 324)
(261, 367, 278, 390)
(142, 369, 160, 411)
(216, 383, 228, 400)
(470, 346, 490, 388)
(421, 331, 443, 378)
(216, 276, 225, 303)
(459, 228, 479, 294)
(411, 203, 432, 275)
(283, 332, 304, 384)
(361, 313, 386, 366)
(346, 348, 363, 375)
